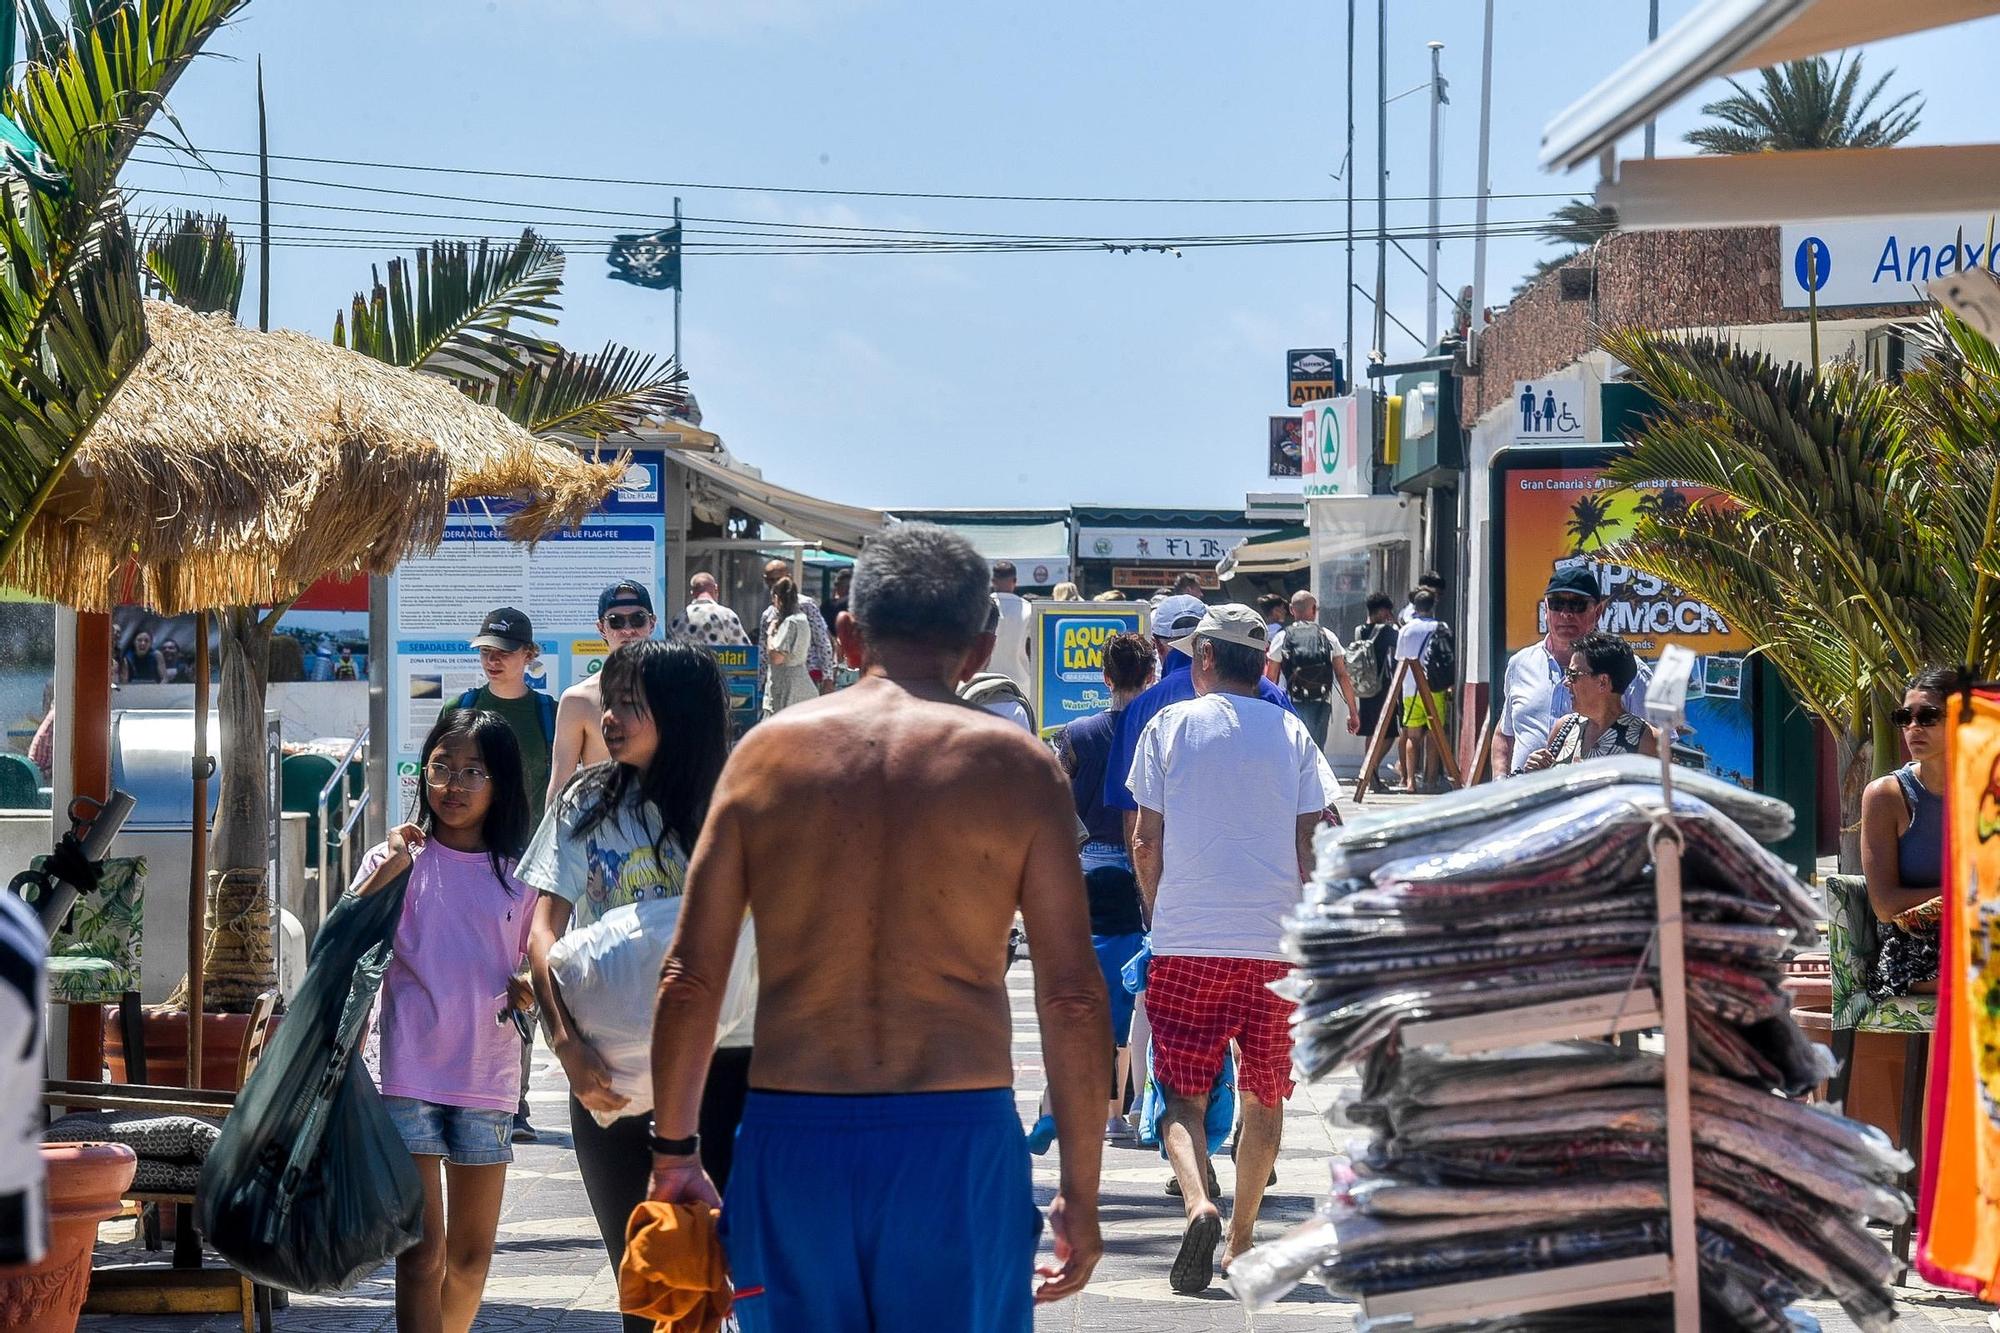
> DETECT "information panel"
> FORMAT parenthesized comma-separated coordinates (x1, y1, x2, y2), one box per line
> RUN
(384, 452, 667, 821)
(1031, 602, 1146, 739)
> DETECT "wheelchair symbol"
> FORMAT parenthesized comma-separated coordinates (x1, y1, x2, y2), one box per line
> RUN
(1555, 405, 1579, 433)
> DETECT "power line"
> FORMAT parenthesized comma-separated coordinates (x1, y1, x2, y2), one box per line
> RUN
(133, 145, 1579, 208)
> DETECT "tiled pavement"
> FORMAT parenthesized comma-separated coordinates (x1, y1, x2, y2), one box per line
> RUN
(76, 959, 1992, 1331)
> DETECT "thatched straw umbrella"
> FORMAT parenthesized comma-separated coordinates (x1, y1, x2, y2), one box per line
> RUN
(2, 299, 623, 1056)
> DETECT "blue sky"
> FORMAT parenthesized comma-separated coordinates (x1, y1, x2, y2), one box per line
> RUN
(120, 1, 1993, 512)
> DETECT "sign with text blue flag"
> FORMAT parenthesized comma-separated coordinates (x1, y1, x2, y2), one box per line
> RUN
(608, 225, 681, 290)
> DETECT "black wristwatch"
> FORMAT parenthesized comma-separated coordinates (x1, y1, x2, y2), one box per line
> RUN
(649, 1129, 700, 1158)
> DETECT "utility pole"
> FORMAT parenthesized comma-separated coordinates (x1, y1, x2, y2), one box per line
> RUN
(1425, 40, 1444, 349)
(1345, 0, 1356, 392)
(1373, 0, 1388, 365)
(256, 58, 270, 333)
(1469, 0, 1495, 342)
(673, 195, 683, 369)
(1643, 0, 1660, 158)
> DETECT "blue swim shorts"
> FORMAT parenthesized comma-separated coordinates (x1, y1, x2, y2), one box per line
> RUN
(721, 1089, 1043, 1333)
(382, 1096, 514, 1167)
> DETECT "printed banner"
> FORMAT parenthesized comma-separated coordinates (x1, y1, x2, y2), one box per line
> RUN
(1924, 691, 2000, 1296)
(1030, 602, 1145, 739)
(1499, 465, 1756, 788)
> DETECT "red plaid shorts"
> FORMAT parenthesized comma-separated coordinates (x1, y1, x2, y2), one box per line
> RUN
(1145, 954, 1295, 1105)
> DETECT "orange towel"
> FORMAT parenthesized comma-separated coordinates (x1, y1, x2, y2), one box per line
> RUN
(619, 1200, 733, 1333)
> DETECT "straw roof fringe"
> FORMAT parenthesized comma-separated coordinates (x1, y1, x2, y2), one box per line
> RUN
(5, 300, 625, 614)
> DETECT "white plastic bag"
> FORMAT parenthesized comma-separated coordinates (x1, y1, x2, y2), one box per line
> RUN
(547, 896, 757, 1126)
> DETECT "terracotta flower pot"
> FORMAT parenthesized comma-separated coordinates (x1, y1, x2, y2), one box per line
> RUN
(103, 1008, 266, 1090)
(0, 1141, 137, 1333)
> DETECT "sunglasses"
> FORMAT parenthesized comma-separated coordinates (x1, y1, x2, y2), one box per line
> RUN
(1546, 595, 1594, 614)
(1892, 705, 1944, 729)
(603, 611, 652, 631)
(1563, 665, 1603, 682)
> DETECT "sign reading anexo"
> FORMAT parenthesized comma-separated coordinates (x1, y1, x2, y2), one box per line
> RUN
(1780, 216, 2000, 309)
(1301, 395, 1366, 496)
(1287, 348, 1345, 406)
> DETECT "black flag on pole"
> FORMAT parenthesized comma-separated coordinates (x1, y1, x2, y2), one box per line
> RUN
(607, 225, 681, 290)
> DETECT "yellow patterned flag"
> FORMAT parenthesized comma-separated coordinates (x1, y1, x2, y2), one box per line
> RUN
(1925, 690, 2000, 1294)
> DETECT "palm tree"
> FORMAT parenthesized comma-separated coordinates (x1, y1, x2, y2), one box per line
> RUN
(1634, 486, 1693, 527)
(1685, 54, 1922, 154)
(1565, 494, 1615, 552)
(1599, 312, 2000, 867)
(0, 0, 247, 577)
(1513, 200, 1618, 300)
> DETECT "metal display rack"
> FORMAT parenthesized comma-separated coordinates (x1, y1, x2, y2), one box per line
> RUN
(1357, 652, 1704, 1331)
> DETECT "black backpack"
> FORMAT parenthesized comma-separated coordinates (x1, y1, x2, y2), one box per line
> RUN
(1419, 621, 1457, 692)
(1280, 621, 1335, 702)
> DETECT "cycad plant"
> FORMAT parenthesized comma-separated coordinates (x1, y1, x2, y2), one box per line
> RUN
(1685, 54, 1922, 154)
(1600, 314, 2000, 866)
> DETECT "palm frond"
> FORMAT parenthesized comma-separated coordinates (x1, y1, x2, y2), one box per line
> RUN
(477, 341, 688, 441)
(1684, 54, 1922, 154)
(333, 228, 563, 377)
(140, 209, 243, 317)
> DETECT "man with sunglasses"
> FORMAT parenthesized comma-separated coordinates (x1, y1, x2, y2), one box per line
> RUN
(1493, 567, 1650, 777)
(547, 581, 662, 809)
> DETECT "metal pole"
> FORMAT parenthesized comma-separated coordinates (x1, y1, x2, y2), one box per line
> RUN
(1374, 0, 1388, 366)
(1643, 0, 1660, 159)
(187, 611, 209, 1087)
(1345, 0, 1356, 390)
(673, 195, 683, 369)
(256, 59, 270, 332)
(1425, 41, 1444, 349)
(1469, 0, 1495, 340)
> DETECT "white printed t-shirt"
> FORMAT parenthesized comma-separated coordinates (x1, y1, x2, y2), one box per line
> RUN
(1395, 617, 1438, 699)
(1128, 693, 1336, 962)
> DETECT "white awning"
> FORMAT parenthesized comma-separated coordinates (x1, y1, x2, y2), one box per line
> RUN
(926, 519, 1073, 585)
(1306, 495, 1422, 568)
(674, 449, 888, 556)
(1542, 0, 2000, 172)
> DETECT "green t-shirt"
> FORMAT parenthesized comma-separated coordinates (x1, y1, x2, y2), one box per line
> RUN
(442, 686, 552, 828)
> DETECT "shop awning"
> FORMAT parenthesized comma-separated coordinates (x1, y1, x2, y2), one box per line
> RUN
(1542, 0, 2000, 172)
(675, 449, 889, 556)
(1306, 495, 1423, 566)
(897, 515, 1073, 585)
(1598, 142, 2000, 228)
(1217, 524, 1309, 579)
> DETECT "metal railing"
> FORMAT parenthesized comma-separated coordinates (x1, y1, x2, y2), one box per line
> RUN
(313, 727, 370, 928)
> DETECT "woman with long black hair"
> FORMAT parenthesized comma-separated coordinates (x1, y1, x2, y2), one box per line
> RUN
(521, 640, 737, 1331)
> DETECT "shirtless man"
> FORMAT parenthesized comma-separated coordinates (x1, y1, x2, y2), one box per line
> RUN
(545, 580, 658, 809)
(648, 523, 1106, 1331)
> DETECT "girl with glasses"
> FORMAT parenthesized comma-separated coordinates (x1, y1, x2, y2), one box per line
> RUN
(1520, 632, 1657, 771)
(344, 709, 534, 1333)
(1860, 666, 1957, 998)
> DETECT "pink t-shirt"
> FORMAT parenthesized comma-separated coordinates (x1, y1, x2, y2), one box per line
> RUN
(357, 842, 533, 1113)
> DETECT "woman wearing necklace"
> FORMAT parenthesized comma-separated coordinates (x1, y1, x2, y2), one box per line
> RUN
(1860, 666, 1956, 998)
(1520, 632, 1657, 771)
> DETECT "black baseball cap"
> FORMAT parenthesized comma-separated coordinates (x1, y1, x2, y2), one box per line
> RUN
(598, 580, 654, 619)
(1545, 566, 1604, 599)
(471, 607, 534, 651)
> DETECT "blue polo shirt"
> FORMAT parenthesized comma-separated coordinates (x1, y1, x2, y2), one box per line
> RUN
(1101, 651, 1296, 812)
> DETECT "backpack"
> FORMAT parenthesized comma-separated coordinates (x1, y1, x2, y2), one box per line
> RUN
(1280, 621, 1335, 702)
(455, 686, 557, 743)
(959, 672, 1032, 715)
(1419, 621, 1457, 692)
(1343, 623, 1389, 699)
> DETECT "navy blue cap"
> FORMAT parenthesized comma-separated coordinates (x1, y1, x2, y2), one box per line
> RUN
(598, 580, 654, 619)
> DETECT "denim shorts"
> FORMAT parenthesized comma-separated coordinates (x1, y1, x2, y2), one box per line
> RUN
(383, 1096, 515, 1166)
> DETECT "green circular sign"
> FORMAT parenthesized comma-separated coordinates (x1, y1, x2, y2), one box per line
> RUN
(1319, 406, 1342, 475)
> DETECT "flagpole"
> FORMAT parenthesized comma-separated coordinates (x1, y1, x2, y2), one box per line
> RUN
(673, 195, 683, 369)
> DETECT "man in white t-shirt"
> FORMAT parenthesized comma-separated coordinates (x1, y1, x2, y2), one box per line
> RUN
(1394, 590, 1449, 793)
(1263, 589, 1359, 751)
(1494, 566, 1650, 776)
(988, 561, 1035, 701)
(1127, 603, 1337, 1294)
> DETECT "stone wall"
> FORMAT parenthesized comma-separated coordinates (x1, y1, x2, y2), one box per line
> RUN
(1462, 226, 1922, 421)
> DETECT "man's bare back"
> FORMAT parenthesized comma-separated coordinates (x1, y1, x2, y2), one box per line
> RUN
(697, 675, 1087, 1093)
(546, 675, 609, 807)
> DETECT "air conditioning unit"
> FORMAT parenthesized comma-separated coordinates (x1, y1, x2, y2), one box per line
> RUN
(1559, 267, 1596, 302)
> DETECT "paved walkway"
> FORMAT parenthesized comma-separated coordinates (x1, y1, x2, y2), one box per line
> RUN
(77, 963, 1990, 1331)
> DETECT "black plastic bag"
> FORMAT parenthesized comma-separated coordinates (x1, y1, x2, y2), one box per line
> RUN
(196, 869, 422, 1292)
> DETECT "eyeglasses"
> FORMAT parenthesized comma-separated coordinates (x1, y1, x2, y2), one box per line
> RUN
(1892, 705, 1944, 729)
(424, 762, 490, 791)
(1563, 665, 1602, 682)
(603, 612, 652, 631)
(1546, 595, 1594, 614)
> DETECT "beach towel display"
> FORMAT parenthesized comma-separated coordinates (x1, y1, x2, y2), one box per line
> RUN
(1228, 757, 1899, 1332)
(1919, 688, 2000, 1296)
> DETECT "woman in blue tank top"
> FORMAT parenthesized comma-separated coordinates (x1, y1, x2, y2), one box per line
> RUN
(1859, 666, 1955, 998)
